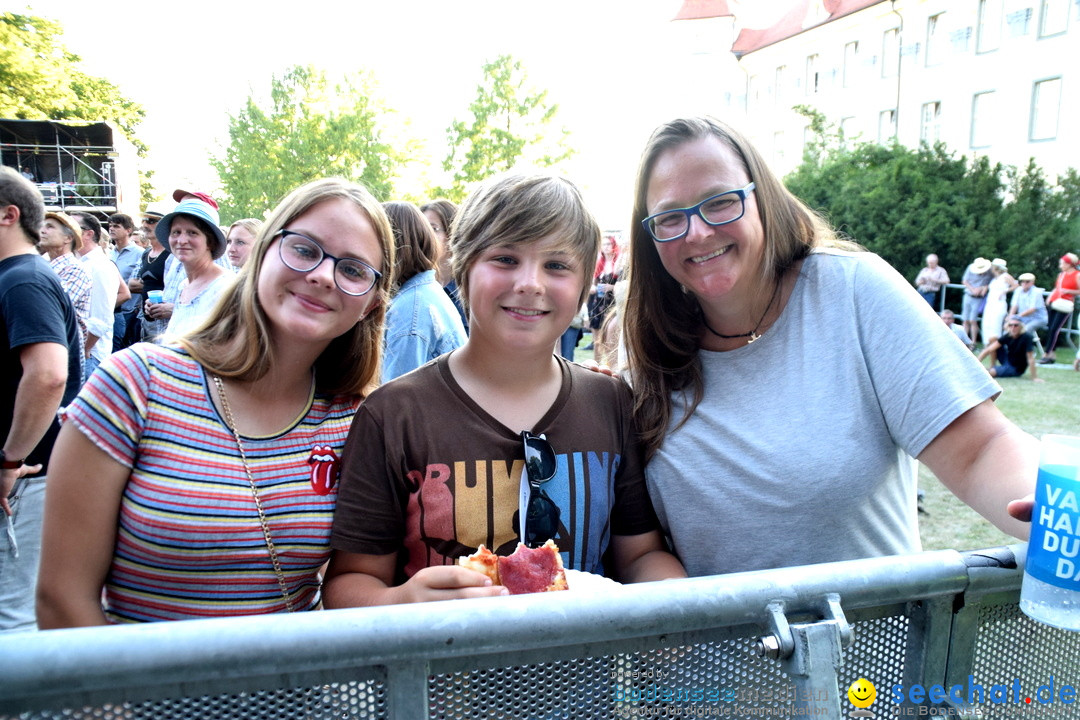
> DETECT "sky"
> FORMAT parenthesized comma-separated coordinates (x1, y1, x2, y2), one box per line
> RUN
(5, 0, 742, 229)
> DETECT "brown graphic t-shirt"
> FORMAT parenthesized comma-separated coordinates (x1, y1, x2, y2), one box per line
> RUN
(331, 355, 658, 582)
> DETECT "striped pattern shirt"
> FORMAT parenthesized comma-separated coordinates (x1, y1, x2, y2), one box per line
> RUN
(64, 343, 360, 622)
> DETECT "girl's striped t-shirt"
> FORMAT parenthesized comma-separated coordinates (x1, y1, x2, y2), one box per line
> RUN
(65, 343, 360, 622)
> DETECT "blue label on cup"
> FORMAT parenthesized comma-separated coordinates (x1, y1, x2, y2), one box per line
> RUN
(1027, 464, 1080, 590)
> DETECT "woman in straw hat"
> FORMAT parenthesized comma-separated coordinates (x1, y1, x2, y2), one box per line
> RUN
(38, 178, 394, 625)
(980, 258, 1017, 347)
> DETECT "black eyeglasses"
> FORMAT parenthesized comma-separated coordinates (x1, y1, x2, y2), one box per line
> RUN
(276, 229, 382, 297)
(642, 182, 756, 242)
(519, 431, 560, 548)
(142, 217, 159, 225)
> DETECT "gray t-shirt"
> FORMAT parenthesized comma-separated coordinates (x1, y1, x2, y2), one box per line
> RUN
(645, 249, 1000, 577)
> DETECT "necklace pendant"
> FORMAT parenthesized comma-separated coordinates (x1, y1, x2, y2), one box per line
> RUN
(747, 332, 760, 344)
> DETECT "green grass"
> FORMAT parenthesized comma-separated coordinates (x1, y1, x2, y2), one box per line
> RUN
(919, 345, 1080, 551)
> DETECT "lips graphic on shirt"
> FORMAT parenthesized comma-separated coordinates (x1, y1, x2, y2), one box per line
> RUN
(307, 445, 340, 495)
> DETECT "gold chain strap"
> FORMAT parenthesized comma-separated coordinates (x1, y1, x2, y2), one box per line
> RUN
(212, 375, 296, 612)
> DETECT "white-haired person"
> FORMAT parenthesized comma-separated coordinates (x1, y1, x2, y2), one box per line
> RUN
(37, 178, 394, 626)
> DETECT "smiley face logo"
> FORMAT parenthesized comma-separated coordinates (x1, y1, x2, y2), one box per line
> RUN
(848, 678, 877, 709)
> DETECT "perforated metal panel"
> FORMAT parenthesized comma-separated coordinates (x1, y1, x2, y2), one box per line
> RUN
(3, 548, 1064, 720)
(425, 614, 911, 719)
(13, 681, 387, 720)
(967, 601, 1080, 719)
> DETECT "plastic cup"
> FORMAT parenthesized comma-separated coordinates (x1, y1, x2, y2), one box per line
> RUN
(146, 290, 163, 304)
(1020, 434, 1080, 631)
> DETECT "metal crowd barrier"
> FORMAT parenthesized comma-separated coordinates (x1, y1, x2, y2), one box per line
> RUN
(2, 544, 1078, 720)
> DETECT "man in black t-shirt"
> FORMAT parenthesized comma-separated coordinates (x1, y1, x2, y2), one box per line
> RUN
(978, 316, 1041, 382)
(0, 167, 82, 631)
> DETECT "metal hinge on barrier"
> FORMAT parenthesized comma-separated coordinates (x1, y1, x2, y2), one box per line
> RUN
(755, 594, 854, 720)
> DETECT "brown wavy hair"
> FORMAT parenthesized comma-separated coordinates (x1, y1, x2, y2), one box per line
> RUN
(179, 178, 395, 398)
(384, 201, 438, 292)
(624, 117, 847, 461)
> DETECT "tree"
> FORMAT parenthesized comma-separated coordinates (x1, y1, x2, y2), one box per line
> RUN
(434, 55, 574, 202)
(0, 12, 151, 201)
(784, 107, 1080, 286)
(212, 65, 398, 221)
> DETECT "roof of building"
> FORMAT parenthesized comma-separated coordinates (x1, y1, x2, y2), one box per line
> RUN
(675, 0, 886, 57)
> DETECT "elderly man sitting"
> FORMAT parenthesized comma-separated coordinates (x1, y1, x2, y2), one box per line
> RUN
(977, 316, 1042, 382)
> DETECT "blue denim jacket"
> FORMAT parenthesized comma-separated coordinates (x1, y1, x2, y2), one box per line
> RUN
(381, 270, 467, 383)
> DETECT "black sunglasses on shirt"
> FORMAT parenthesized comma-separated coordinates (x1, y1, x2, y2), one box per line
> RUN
(519, 431, 560, 548)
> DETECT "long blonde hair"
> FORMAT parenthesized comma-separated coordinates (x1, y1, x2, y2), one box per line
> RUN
(179, 178, 395, 398)
(625, 117, 847, 461)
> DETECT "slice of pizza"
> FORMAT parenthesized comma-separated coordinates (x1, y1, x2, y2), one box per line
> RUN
(457, 544, 500, 585)
(496, 540, 568, 595)
(457, 540, 569, 595)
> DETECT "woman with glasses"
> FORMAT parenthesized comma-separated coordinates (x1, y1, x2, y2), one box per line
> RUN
(37, 178, 393, 625)
(380, 201, 466, 383)
(623, 117, 1036, 579)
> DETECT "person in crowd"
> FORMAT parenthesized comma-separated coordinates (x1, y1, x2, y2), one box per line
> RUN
(978, 316, 1041, 382)
(324, 173, 684, 609)
(585, 234, 620, 350)
(36, 178, 394, 626)
(594, 278, 628, 368)
(1009, 272, 1048, 338)
(914, 253, 949, 308)
(156, 195, 233, 339)
(980, 258, 1017, 347)
(1036, 253, 1079, 365)
(136, 205, 173, 343)
(940, 309, 973, 349)
(226, 218, 262, 271)
(961, 257, 993, 346)
(621, 117, 1035, 578)
(108, 213, 141, 352)
(380, 202, 467, 383)
(0, 167, 81, 632)
(39, 212, 91, 352)
(71, 212, 129, 381)
(421, 199, 468, 332)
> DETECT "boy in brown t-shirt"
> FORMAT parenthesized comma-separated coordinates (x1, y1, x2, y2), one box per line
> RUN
(325, 174, 685, 607)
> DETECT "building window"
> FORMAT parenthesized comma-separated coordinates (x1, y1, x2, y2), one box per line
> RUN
(843, 42, 859, 88)
(882, 27, 900, 78)
(971, 92, 996, 148)
(1039, 0, 1069, 36)
(926, 13, 945, 66)
(921, 101, 942, 143)
(1031, 78, 1062, 140)
(773, 131, 786, 165)
(806, 54, 819, 95)
(878, 109, 897, 142)
(775, 65, 786, 106)
(840, 117, 858, 146)
(1007, 8, 1033, 36)
(749, 74, 760, 108)
(977, 0, 1002, 51)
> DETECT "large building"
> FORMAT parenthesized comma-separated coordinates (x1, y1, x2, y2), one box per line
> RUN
(677, 0, 1078, 179)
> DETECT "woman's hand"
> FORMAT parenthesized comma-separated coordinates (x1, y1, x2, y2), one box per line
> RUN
(145, 301, 173, 321)
(1007, 494, 1034, 523)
